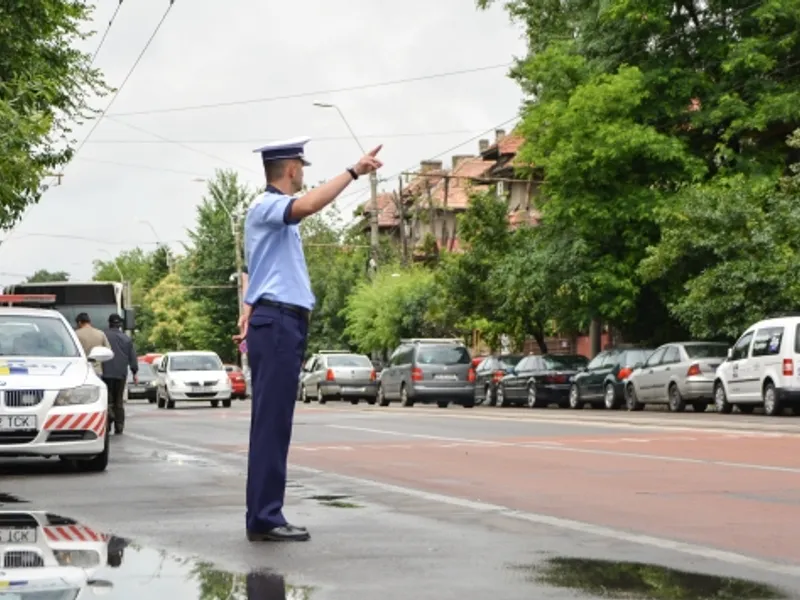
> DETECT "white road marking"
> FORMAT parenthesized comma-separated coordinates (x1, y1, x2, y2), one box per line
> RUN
(123, 431, 800, 578)
(324, 424, 800, 474)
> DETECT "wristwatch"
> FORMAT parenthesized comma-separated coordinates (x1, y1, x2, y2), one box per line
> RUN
(347, 167, 359, 180)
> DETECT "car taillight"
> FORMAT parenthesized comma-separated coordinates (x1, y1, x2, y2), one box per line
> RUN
(544, 374, 568, 384)
(467, 368, 476, 383)
(492, 370, 505, 383)
(686, 363, 701, 377)
(326, 369, 335, 381)
(369, 369, 376, 382)
(618, 367, 632, 380)
(783, 358, 794, 376)
(411, 367, 423, 382)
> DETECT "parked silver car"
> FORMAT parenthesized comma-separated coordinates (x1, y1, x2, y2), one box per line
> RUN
(299, 351, 377, 405)
(377, 338, 474, 408)
(624, 341, 728, 412)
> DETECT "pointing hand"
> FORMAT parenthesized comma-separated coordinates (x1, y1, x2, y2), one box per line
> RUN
(353, 145, 383, 176)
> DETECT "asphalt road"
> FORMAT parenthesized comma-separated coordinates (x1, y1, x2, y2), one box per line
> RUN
(2, 401, 800, 600)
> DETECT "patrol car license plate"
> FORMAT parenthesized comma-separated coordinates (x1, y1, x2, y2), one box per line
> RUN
(0, 528, 37, 543)
(0, 415, 36, 431)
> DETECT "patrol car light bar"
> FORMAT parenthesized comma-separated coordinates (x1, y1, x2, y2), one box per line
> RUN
(0, 294, 57, 305)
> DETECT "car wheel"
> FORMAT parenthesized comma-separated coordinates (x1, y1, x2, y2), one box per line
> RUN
(350, 398, 360, 405)
(668, 383, 686, 412)
(222, 399, 232, 408)
(437, 401, 449, 408)
(625, 383, 644, 411)
(157, 392, 165, 409)
(301, 385, 310, 404)
(484, 384, 494, 406)
(211, 400, 220, 408)
(400, 384, 414, 407)
(317, 386, 326, 405)
(378, 384, 390, 407)
(70, 412, 110, 473)
(496, 385, 507, 407)
(603, 382, 620, 410)
(763, 381, 782, 416)
(568, 384, 584, 410)
(527, 383, 540, 409)
(714, 382, 732, 414)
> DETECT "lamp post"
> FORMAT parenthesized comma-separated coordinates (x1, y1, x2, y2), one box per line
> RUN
(312, 102, 379, 270)
(192, 178, 247, 371)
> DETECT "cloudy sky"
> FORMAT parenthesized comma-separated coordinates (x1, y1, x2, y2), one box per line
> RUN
(0, 0, 525, 286)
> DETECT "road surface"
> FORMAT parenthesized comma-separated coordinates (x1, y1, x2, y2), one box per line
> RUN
(2, 402, 799, 599)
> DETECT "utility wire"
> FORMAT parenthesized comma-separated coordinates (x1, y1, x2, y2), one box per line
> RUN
(107, 63, 513, 117)
(71, 1, 177, 161)
(89, 0, 125, 66)
(83, 129, 477, 144)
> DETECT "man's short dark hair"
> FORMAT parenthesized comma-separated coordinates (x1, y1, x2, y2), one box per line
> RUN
(76, 313, 90, 325)
(264, 159, 289, 183)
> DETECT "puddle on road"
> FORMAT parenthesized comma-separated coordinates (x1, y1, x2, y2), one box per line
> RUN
(307, 494, 363, 509)
(514, 557, 790, 599)
(149, 449, 214, 467)
(0, 509, 315, 599)
(0, 493, 27, 505)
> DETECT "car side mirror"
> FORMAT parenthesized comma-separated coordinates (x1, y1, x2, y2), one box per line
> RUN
(88, 346, 114, 363)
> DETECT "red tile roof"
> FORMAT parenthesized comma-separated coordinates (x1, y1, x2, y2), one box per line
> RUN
(361, 192, 400, 228)
(423, 157, 495, 211)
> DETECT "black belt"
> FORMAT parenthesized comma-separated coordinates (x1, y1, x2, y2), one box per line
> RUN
(255, 298, 310, 322)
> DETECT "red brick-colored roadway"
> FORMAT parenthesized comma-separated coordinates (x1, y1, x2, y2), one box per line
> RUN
(288, 417, 800, 564)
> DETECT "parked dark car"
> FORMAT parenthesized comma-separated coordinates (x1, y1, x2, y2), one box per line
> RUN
(126, 361, 158, 403)
(496, 354, 589, 408)
(569, 347, 655, 410)
(473, 354, 524, 406)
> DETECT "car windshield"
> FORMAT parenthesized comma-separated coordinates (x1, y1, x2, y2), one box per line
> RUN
(170, 354, 223, 371)
(326, 355, 372, 367)
(129, 362, 155, 382)
(0, 315, 79, 357)
(684, 343, 728, 358)
(543, 355, 588, 370)
(417, 346, 471, 365)
(498, 355, 524, 368)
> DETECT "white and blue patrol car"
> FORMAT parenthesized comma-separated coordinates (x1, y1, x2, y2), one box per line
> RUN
(0, 298, 113, 472)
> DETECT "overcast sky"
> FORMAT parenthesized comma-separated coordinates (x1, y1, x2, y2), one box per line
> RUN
(0, 0, 525, 286)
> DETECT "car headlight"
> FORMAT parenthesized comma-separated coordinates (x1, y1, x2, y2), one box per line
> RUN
(168, 379, 181, 387)
(54, 549, 101, 568)
(54, 385, 101, 406)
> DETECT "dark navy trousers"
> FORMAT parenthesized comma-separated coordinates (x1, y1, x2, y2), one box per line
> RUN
(245, 303, 308, 533)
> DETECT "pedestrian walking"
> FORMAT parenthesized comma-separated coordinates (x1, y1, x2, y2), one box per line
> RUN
(74, 313, 111, 375)
(102, 313, 138, 435)
(235, 136, 382, 542)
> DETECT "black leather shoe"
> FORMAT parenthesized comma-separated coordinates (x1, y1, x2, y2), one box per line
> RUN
(286, 523, 307, 532)
(247, 526, 310, 542)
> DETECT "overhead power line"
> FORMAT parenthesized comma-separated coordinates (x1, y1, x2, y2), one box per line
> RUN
(90, 0, 125, 65)
(83, 129, 477, 144)
(71, 1, 177, 161)
(106, 63, 513, 117)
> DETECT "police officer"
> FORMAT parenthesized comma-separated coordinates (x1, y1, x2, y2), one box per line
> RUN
(236, 136, 382, 542)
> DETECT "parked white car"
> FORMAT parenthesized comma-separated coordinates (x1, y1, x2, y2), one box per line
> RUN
(153, 351, 232, 409)
(0, 306, 114, 471)
(714, 316, 800, 416)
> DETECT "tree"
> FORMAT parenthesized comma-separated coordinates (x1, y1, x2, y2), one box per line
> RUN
(181, 170, 254, 362)
(640, 134, 800, 339)
(343, 267, 455, 354)
(144, 273, 212, 352)
(0, 0, 108, 229)
(26, 269, 69, 282)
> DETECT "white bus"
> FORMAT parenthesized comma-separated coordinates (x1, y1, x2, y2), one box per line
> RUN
(1, 281, 135, 333)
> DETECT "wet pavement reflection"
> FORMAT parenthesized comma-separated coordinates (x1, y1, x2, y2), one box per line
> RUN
(0, 509, 314, 599)
(516, 556, 792, 599)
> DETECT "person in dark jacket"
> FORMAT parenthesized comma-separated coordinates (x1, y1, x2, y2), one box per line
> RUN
(102, 313, 138, 435)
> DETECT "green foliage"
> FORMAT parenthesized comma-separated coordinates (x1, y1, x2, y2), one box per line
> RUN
(181, 169, 254, 362)
(144, 273, 213, 352)
(26, 269, 68, 282)
(0, 0, 109, 228)
(343, 267, 456, 353)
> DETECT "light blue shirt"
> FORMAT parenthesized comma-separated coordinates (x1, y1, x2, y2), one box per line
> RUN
(244, 186, 315, 311)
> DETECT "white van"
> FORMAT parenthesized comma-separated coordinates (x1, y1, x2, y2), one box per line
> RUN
(714, 316, 800, 416)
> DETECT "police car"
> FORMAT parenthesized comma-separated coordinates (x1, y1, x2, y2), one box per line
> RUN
(0, 295, 113, 472)
(0, 509, 114, 596)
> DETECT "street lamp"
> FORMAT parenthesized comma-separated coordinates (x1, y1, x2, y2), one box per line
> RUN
(313, 102, 380, 267)
(138, 220, 172, 272)
(193, 178, 248, 371)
